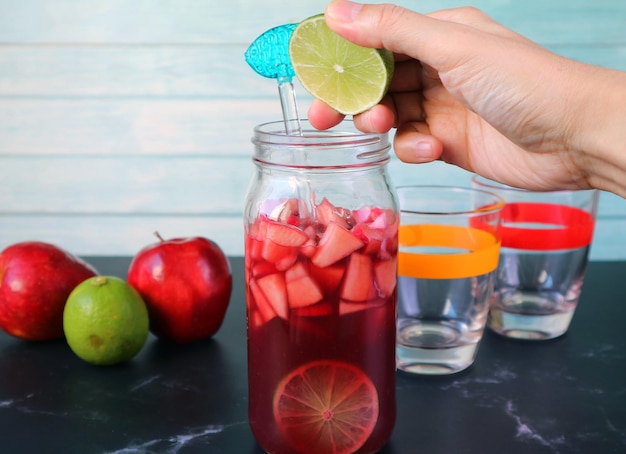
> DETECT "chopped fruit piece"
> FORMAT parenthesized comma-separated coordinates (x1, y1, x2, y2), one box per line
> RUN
(339, 299, 386, 315)
(247, 237, 264, 261)
(249, 278, 277, 323)
(378, 235, 398, 260)
(265, 198, 300, 222)
(292, 301, 333, 317)
(312, 222, 364, 268)
(285, 263, 324, 308)
(265, 220, 308, 246)
(310, 263, 345, 294)
(315, 197, 350, 229)
(341, 253, 376, 302)
(374, 258, 397, 298)
(353, 222, 386, 243)
(257, 273, 289, 320)
(362, 238, 383, 256)
(251, 261, 277, 278)
(301, 239, 317, 258)
(369, 211, 388, 229)
(250, 308, 265, 329)
(285, 262, 308, 280)
(262, 240, 299, 271)
(353, 205, 374, 224)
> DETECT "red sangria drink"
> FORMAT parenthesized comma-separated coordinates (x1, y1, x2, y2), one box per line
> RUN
(245, 120, 398, 454)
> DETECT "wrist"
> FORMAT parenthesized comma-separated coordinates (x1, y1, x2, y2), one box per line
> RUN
(569, 64, 626, 197)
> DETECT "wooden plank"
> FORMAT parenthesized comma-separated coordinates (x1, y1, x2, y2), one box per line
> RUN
(0, 213, 622, 260)
(0, 99, 286, 156)
(0, 214, 244, 257)
(0, 44, 623, 98)
(0, 0, 624, 45)
(388, 160, 626, 217)
(0, 45, 278, 98)
(0, 156, 254, 214)
(0, 0, 328, 43)
(1, 156, 624, 218)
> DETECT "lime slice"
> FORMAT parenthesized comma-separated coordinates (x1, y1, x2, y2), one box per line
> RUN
(289, 14, 394, 115)
(273, 360, 379, 454)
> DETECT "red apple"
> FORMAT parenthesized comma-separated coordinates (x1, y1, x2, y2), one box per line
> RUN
(0, 241, 98, 341)
(127, 235, 232, 344)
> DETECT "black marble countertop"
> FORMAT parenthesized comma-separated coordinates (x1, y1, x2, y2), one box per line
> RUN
(0, 257, 624, 454)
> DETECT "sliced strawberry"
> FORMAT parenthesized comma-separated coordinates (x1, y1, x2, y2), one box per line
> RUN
(312, 222, 365, 268)
(374, 258, 397, 298)
(340, 253, 376, 302)
(249, 277, 277, 323)
(310, 263, 345, 294)
(257, 272, 289, 319)
(292, 301, 333, 317)
(285, 263, 324, 308)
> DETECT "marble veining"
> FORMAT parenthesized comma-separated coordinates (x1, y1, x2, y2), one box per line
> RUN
(0, 394, 69, 417)
(104, 425, 224, 454)
(129, 375, 162, 393)
(577, 343, 625, 360)
(504, 400, 567, 450)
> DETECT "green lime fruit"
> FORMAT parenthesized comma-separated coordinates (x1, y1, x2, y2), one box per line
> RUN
(63, 276, 149, 366)
(289, 13, 394, 115)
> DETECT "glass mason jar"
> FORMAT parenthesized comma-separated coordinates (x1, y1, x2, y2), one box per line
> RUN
(244, 120, 398, 454)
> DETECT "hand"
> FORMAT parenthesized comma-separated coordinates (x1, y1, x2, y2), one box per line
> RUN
(309, 1, 626, 196)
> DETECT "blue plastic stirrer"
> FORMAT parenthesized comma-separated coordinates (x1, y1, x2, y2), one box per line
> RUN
(245, 24, 302, 135)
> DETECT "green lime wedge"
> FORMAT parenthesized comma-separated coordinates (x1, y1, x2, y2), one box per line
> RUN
(288, 14, 394, 115)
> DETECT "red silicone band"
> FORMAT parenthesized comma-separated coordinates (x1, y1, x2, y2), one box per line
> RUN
(499, 202, 595, 250)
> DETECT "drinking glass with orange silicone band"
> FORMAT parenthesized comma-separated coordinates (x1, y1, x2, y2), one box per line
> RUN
(398, 224, 501, 280)
(396, 186, 504, 375)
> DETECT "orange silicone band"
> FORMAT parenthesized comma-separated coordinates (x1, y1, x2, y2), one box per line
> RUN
(398, 224, 501, 279)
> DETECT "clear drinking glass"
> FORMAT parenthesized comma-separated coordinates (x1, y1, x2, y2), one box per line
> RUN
(396, 185, 504, 375)
(244, 120, 398, 454)
(472, 175, 599, 340)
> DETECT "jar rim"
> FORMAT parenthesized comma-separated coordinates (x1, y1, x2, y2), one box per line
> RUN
(251, 119, 390, 168)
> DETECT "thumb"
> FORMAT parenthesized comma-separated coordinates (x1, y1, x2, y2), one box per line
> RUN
(324, 1, 477, 70)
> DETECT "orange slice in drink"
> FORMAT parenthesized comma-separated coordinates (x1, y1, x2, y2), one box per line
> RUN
(273, 360, 379, 454)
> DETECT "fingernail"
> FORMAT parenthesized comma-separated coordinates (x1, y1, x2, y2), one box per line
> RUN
(415, 141, 433, 158)
(326, 0, 362, 22)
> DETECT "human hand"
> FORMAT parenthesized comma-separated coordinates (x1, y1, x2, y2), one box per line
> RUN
(309, 1, 624, 193)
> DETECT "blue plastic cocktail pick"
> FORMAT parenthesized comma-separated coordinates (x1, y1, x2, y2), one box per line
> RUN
(245, 23, 302, 135)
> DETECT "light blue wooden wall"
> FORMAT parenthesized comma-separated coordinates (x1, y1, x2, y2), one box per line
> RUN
(1, 0, 625, 259)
